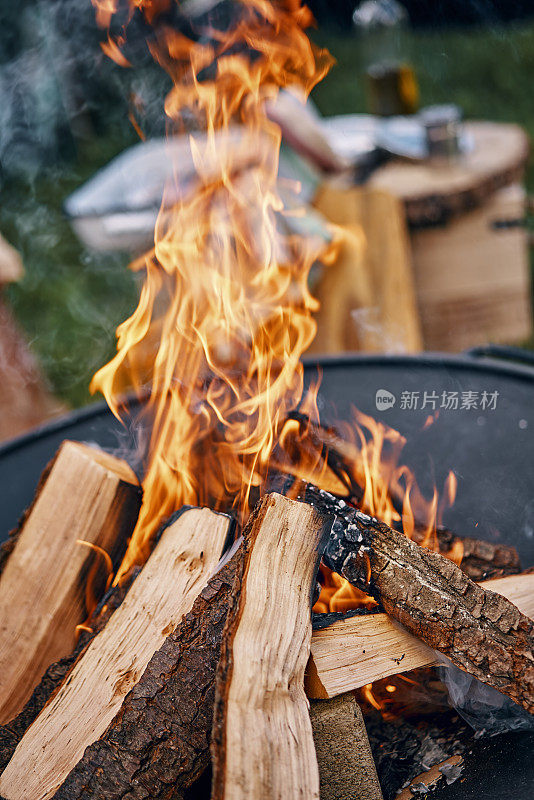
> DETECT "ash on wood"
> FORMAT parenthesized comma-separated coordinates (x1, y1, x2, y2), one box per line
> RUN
(307, 574, 534, 699)
(0, 441, 141, 724)
(0, 507, 230, 800)
(310, 693, 383, 800)
(211, 493, 332, 800)
(309, 488, 534, 713)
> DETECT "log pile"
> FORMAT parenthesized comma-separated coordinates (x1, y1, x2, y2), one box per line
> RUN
(0, 441, 533, 800)
(310, 486, 534, 713)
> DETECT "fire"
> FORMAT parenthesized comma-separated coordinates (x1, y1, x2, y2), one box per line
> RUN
(89, 0, 461, 603)
(313, 564, 378, 614)
(90, 0, 333, 574)
(74, 540, 114, 637)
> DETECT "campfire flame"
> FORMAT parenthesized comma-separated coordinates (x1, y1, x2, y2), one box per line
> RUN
(90, 0, 333, 574)
(89, 1, 461, 604)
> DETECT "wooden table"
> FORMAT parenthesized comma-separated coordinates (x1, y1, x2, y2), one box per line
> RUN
(369, 121, 530, 227)
(368, 121, 532, 351)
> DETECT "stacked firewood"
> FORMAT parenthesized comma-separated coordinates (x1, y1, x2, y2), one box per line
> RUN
(0, 439, 532, 800)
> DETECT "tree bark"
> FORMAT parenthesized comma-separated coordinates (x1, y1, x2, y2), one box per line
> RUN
(308, 488, 534, 714)
(51, 547, 241, 800)
(310, 693, 383, 800)
(422, 528, 521, 581)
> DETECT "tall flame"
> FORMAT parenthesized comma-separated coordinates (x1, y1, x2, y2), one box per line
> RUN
(90, 0, 333, 573)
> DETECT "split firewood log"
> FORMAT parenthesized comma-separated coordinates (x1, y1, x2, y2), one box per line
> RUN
(0, 507, 231, 800)
(307, 573, 534, 699)
(54, 545, 241, 800)
(0, 441, 142, 724)
(0, 571, 136, 774)
(211, 493, 332, 800)
(306, 487, 534, 714)
(410, 525, 521, 581)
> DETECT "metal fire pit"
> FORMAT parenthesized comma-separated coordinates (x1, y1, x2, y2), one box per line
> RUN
(1, 347, 534, 798)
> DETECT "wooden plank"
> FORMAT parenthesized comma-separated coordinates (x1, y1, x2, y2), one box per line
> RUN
(311, 184, 422, 355)
(0, 441, 141, 724)
(0, 507, 230, 800)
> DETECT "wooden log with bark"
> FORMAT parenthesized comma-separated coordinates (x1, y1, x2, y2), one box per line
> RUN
(53, 544, 241, 800)
(0, 441, 142, 724)
(0, 571, 137, 774)
(211, 493, 332, 800)
(411, 526, 522, 581)
(306, 573, 534, 699)
(0, 507, 231, 800)
(307, 487, 534, 713)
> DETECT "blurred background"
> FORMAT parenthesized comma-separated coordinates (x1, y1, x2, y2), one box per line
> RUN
(0, 0, 533, 437)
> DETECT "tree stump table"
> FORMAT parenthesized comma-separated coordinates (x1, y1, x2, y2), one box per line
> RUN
(368, 121, 532, 351)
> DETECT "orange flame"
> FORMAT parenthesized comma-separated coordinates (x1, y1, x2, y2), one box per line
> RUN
(90, 1, 460, 608)
(312, 409, 460, 613)
(90, 1, 333, 575)
(74, 540, 114, 638)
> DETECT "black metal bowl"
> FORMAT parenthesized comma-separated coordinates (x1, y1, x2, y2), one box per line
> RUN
(2, 348, 534, 563)
(1, 348, 534, 799)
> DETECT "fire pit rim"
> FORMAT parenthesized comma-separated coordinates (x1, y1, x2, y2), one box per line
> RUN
(2, 349, 534, 460)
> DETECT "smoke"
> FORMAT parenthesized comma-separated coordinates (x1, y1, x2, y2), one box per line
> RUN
(0, 0, 167, 180)
(436, 653, 534, 736)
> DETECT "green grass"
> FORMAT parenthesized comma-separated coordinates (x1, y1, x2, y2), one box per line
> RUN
(1, 22, 533, 408)
(1, 134, 139, 408)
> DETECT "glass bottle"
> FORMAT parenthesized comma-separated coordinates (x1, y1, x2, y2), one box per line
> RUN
(353, 0, 419, 117)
